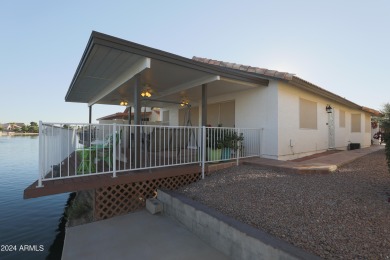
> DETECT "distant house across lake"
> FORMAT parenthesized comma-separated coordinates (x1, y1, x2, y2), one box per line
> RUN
(2, 123, 25, 132)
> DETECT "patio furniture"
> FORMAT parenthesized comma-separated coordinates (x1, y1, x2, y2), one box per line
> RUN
(77, 128, 96, 146)
(76, 148, 97, 174)
(90, 131, 122, 168)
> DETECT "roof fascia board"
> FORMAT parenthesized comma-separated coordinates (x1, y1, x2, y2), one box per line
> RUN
(91, 31, 269, 86)
(362, 107, 382, 116)
(291, 77, 361, 110)
(220, 77, 264, 88)
(88, 57, 151, 106)
(65, 34, 96, 101)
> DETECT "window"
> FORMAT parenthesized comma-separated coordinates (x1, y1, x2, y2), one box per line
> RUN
(178, 100, 235, 127)
(206, 101, 235, 127)
(299, 98, 317, 129)
(339, 110, 345, 128)
(365, 115, 371, 133)
(351, 114, 361, 132)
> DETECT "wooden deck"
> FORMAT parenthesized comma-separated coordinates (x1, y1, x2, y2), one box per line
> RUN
(42, 148, 199, 179)
(24, 164, 202, 199)
(24, 147, 239, 199)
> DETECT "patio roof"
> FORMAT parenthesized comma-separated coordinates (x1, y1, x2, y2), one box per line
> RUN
(65, 31, 270, 109)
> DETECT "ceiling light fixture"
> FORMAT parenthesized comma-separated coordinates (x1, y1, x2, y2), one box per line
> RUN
(141, 90, 152, 98)
(120, 100, 128, 106)
(180, 98, 189, 107)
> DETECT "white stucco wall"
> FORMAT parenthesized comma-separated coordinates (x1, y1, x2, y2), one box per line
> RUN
(277, 81, 372, 160)
(159, 80, 373, 161)
(201, 81, 279, 159)
(161, 105, 179, 126)
(277, 82, 327, 160)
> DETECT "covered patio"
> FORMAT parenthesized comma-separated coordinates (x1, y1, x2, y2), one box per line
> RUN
(66, 31, 268, 125)
(25, 31, 267, 200)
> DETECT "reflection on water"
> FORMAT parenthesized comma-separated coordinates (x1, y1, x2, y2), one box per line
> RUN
(0, 136, 68, 260)
(46, 193, 76, 260)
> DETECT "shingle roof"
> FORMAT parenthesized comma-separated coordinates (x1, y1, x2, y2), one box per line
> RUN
(192, 56, 295, 80)
(362, 107, 382, 116)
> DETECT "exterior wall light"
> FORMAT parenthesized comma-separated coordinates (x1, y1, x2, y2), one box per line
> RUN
(326, 104, 332, 113)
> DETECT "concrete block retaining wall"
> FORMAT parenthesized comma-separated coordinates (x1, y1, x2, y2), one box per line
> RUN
(157, 189, 320, 260)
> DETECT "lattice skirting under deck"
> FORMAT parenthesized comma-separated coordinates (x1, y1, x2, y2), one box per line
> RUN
(94, 172, 201, 220)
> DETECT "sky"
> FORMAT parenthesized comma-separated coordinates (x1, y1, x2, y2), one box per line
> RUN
(0, 0, 389, 124)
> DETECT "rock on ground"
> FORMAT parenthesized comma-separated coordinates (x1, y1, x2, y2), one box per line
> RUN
(178, 150, 390, 259)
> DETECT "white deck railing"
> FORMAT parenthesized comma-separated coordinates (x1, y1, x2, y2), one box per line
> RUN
(38, 122, 262, 186)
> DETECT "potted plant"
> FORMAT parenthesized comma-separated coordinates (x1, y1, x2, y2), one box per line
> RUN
(221, 130, 233, 160)
(206, 128, 223, 162)
(221, 130, 244, 160)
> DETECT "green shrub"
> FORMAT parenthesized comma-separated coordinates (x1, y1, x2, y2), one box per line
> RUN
(66, 200, 92, 220)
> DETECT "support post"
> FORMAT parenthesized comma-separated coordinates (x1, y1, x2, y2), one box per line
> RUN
(127, 106, 132, 151)
(202, 126, 206, 179)
(128, 106, 132, 125)
(236, 128, 240, 166)
(113, 123, 117, 178)
(88, 105, 92, 146)
(89, 105, 92, 124)
(201, 84, 207, 172)
(134, 75, 141, 168)
(201, 84, 207, 126)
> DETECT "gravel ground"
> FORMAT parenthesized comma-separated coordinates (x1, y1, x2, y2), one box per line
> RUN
(178, 150, 390, 259)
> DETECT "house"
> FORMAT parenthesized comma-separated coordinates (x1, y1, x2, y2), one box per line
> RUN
(2, 123, 25, 131)
(97, 107, 161, 125)
(64, 31, 379, 161)
(25, 31, 381, 205)
(159, 57, 381, 160)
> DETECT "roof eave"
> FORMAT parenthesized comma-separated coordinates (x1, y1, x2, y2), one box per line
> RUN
(92, 31, 269, 85)
(65, 31, 270, 102)
(291, 76, 362, 110)
(96, 112, 124, 121)
(362, 107, 382, 116)
(65, 32, 98, 101)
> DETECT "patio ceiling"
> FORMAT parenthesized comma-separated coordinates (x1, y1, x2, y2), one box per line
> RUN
(65, 31, 270, 109)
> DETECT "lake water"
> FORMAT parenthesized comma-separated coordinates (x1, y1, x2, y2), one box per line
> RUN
(0, 136, 68, 260)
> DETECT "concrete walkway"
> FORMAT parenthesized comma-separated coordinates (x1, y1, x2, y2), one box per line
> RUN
(62, 210, 229, 260)
(243, 145, 385, 174)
